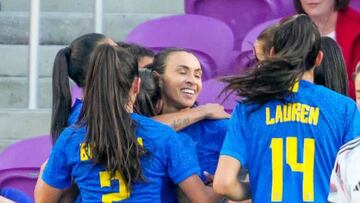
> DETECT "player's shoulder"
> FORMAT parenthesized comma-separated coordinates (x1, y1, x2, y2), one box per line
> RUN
(55, 125, 86, 147)
(131, 113, 178, 142)
(338, 136, 360, 156)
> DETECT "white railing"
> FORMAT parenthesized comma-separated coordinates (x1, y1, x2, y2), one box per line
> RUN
(28, 0, 40, 109)
(28, 0, 103, 109)
(94, 0, 103, 33)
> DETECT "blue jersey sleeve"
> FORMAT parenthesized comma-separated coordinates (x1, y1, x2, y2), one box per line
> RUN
(343, 103, 360, 143)
(42, 128, 73, 189)
(166, 131, 201, 184)
(220, 103, 248, 167)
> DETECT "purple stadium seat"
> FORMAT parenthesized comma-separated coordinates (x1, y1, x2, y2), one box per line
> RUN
(231, 50, 257, 74)
(184, 0, 281, 51)
(0, 135, 52, 198)
(241, 18, 281, 52)
(197, 78, 238, 113)
(272, 0, 296, 17)
(125, 14, 234, 80)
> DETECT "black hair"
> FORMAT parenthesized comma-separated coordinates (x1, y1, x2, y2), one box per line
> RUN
(255, 24, 279, 61)
(314, 37, 348, 95)
(134, 68, 162, 116)
(147, 48, 193, 75)
(222, 15, 321, 104)
(80, 44, 144, 190)
(50, 33, 108, 143)
(117, 42, 154, 67)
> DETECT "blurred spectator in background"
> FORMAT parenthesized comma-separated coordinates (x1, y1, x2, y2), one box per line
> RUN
(293, 0, 360, 99)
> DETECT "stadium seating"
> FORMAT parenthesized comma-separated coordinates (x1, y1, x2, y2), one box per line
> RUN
(197, 78, 238, 113)
(184, 0, 284, 51)
(241, 18, 281, 52)
(0, 135, 52, 198)
(125, 14, 234, 80)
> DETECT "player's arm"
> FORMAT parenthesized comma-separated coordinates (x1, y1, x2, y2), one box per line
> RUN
(36, 160, 78, 203)
(0, 196, 15, 203)
(153, 103, 230, 131)
(213, 155, 251, 201)
(34, 178, 64, 203)
(178, 174, 222, 203)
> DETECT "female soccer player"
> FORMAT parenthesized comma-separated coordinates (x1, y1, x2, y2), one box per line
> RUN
(213, 14, 360, 202)
(35, 45, 219, 202)
(147, 48, 230, 181)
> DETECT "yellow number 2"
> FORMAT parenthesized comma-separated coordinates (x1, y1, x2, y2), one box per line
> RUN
(270, 137, 315, 202)
(99, 171, 130, 203)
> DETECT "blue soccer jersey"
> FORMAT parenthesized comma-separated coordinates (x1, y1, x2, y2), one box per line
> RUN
(67, 98, 83, 125)
(221, 80, 360, 203)
(42, 113, 200, 202)
(160, 131, 199, 203)
(181, 118, 228, 179)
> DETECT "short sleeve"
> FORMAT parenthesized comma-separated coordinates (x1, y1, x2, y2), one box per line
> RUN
(42, 128, 73, 189)
(343, 103, 360, 144)
(220, 103, 248, 166)
(166, 130, 201, 184)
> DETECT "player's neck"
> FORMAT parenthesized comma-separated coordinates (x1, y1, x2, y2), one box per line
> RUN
(161, 103, 181, 114)
(301, 70, 314, 83)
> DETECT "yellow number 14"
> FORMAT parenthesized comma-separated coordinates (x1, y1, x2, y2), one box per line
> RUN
(270, 137, 315, 202)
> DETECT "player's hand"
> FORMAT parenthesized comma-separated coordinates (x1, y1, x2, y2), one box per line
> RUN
(201, 103, 231, 119)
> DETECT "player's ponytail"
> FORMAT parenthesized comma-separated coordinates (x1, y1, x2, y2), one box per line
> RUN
(80, 44, 145, 190)
(50, 47, 72, 143)
(50, 33, 107, 143)
(222, 14, 321, 104)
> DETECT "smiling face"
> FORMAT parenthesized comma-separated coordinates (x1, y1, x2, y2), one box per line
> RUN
(300, 0, 336, 17)
(160, 51, 202, 113)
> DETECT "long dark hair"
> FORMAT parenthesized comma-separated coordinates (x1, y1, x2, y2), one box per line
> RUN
(134, 68, 162, 116)
(50, 33, 108, 143)
(80, 44, 144, 189)
(314, 37, 348, 95)
(222, 15, 321, 104)
(117, 42, 154, 62)
(255, 24, 279, 61)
